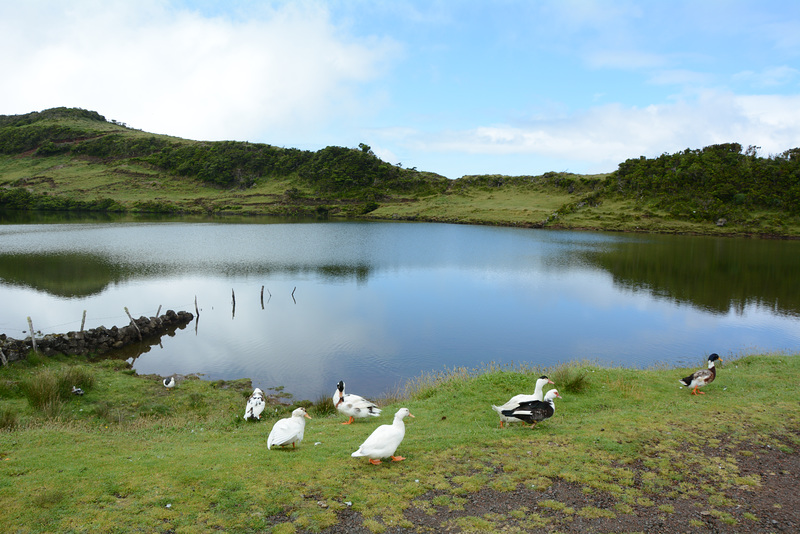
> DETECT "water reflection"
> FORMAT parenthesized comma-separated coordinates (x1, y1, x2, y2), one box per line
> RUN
(0, 217, 798, 399)
(584, 234, 800, 317)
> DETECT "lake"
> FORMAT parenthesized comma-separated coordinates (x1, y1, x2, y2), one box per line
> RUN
(1, 213, 799, 400)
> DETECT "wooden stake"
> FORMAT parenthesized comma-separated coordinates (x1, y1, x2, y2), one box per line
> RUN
(124, 307, 142, 340)
(80, 310, 86, 332)
(260, 285, 264, 309)
(195, 296, 200, 318)
(27, 317, 37, 353)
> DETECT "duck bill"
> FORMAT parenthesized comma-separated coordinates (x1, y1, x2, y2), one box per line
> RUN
(304, 413, 312, 419)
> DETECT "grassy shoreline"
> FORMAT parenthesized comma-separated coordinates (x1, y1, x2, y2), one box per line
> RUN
(1, 351, 798, 533)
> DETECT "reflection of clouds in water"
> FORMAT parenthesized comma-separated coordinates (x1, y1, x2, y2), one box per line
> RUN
(2, 222, 798, 399)
(131, 279, 397, 398)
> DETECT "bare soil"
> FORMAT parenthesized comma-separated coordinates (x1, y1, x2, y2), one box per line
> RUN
(301, 433, 798, 533)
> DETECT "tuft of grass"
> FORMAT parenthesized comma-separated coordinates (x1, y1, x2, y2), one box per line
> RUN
(310, 393, 336, 417)
(550, 363, 590, 394)
(0, 407, 18, 430)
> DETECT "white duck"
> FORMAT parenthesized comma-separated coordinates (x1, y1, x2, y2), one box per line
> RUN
(162, 376, 175, 388)
(244, 388, 266, 421)
(267, 407, 311, 450)
(491, 375, 554, 428)
(351, 408, 414, 465)
(333, 380, 381, 425)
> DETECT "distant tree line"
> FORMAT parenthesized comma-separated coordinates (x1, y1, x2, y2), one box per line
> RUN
(610, 143, 800, 218)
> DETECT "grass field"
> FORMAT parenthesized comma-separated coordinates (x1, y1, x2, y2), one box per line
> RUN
(1, 351, 798, 533)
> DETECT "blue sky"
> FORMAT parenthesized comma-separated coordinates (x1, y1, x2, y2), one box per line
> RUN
(2, 1, 799, 179)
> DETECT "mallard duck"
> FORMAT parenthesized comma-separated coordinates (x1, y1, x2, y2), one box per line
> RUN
(267, 407, 311, 450)
(679, 353, 722, 395)
(491, 375, 554, 428)
(244, 388, 266, 421)
(333, 381, 381, 424)
(351, 408, 414, 464)
(501, 389, 562, 428)
(162, 376, 175, 388)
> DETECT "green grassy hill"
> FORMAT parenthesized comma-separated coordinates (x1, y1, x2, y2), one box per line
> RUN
(2, 107, 799, 237)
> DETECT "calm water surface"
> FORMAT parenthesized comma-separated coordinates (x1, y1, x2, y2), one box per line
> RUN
(1, 215, 798, 399)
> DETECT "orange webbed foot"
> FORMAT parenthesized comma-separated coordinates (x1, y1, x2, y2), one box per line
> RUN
(341, 416, 355, 425)
(368, 459, 382, 465)
(390, 455, 406, 462)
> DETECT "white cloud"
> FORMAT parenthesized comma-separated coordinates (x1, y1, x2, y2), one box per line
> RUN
(0, 1, 397, 142)
(389, 91, 800, 173)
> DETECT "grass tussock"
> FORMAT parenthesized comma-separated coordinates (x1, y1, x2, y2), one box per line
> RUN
(20, 365, 95, 417)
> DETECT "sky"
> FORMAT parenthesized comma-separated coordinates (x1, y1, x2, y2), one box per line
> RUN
(2, 0, 799, 179)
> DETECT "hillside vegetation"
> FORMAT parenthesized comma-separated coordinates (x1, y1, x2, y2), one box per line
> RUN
(1, 107, 799, 237)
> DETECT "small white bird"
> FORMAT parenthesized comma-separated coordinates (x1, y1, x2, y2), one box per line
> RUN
(351, 407, 414, 465)
(71, 386, 84, 396)
(492, 375, 554, 428)
(333, 380, 381, 425)
(244, 388, 266, 421)
(162, 377, 175, 388)
(267, 407, 312, 450)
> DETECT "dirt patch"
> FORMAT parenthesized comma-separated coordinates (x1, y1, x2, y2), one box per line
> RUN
(302, 435, 798, 533)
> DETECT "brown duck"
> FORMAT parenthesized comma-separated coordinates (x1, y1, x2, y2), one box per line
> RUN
(679, 353, 722, 395)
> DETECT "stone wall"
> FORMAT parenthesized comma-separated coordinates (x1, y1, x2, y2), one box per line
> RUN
(0, 310, 194, 364)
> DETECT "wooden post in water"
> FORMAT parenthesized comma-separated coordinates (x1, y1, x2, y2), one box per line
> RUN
(231, 289, 236, 319)
(80, 310, 87, 332)
(194, 296, 200, 318)
(260, 285, 264, 309)
(124, 307, 142, 341)
(156, 305, 163, 325)
(27, 317, 37, 353)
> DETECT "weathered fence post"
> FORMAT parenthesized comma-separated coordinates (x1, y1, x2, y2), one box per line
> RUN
(80, 310, 86, 332)
(124, 307, 142, 341)
(261, 285, 264, 309)
(27, 316, 37, 353)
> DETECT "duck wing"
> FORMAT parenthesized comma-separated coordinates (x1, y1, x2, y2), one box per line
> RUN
(680, 368, 714, 387)
(339, 394, 381, 416)
(267, 418, 304, 449)
(502, 400, 554, 424)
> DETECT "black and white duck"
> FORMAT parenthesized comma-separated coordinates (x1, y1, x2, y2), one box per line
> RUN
(500, 389, 562, 428)
(333, 380, 381, 424)
(491, 375, 554, 428)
